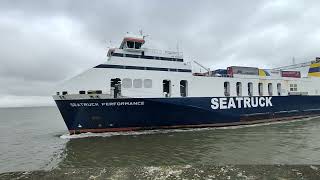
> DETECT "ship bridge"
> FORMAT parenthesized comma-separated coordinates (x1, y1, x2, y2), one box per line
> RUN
(105, 33, 189, 72)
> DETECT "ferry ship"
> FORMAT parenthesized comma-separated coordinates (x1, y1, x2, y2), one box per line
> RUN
(53, 33, 320, 134)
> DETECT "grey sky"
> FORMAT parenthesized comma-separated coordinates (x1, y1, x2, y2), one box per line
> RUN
(0, 0, 320, 106)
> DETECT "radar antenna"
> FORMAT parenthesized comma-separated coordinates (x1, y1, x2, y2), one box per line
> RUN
(139, 30, 149, 40)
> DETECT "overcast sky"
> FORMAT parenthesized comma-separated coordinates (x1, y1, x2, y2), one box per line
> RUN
(1, 0, 320, 107)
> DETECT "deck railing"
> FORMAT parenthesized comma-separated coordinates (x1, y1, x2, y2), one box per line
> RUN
(144, 48, 183, 58)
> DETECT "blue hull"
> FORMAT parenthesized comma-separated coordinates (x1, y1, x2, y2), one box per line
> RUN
(55, 96, 320, 134)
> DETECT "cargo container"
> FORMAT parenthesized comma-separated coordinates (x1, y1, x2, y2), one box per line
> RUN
(259, 69, 281, 77)
(227, 66, 259, 76)
(281, 71, 301, 78)
(212, 69, 227, 76)
(213, 69, 227, 74)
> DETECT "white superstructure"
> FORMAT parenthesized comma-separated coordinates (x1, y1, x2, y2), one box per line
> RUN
(54, 33, 320, 100)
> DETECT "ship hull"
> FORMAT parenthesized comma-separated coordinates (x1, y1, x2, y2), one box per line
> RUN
(54, 96, 320, 134)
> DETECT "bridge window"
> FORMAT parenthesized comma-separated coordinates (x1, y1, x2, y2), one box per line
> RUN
(62, 91, 68, 95)
(133, 79, 143, 88)
(258, 83, 263, 96)
(180, 80, 188, 97)
(290, 84, 297, 91)
(224, 82, 230, 96)
(79, 90, 86, 94)
(277, 83, 282, 96)
(127, 41, 134, 48)
(126, 41, 142, 49)
(248, 82, 253, 96)
(135, 42, 142, 49)
(123, 78, 132, 88)
(268, 83, 273, 96)
(144, 79, 152, 88)
(163, 80, 171, 97)
(236, 82, 242, 96)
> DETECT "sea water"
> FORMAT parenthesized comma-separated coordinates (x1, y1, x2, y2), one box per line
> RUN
(1, 107, 320, 179)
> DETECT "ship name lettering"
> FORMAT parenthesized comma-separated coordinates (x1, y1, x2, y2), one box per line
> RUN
(211, 97, 272, 110)
(101, 101, 144, 106)
(70, 101, 144, 107)
(70, 103, 99, 107)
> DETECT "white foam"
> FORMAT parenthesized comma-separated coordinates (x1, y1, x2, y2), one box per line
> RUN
(60, 116, 318, 139)
(60, 130, 164, 139)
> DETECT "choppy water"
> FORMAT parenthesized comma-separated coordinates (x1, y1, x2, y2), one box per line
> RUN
(1, 107, 320, 179)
